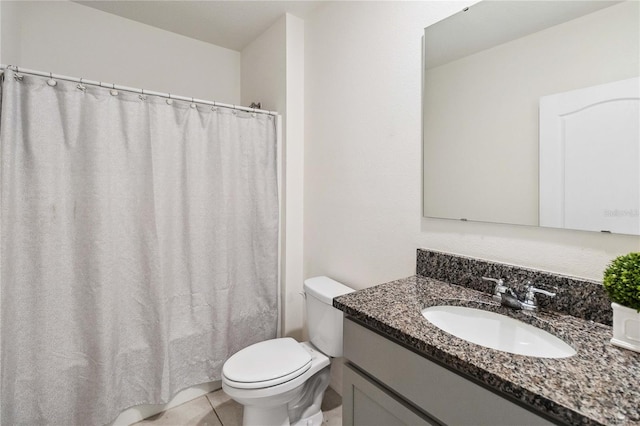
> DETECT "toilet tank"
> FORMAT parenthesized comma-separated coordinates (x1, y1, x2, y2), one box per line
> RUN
(303, 276, 354, 357)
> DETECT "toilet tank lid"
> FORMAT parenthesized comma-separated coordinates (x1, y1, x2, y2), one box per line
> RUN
(304, 276, 354, 305)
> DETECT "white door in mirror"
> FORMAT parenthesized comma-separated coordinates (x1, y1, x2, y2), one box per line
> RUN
(539, 76, 640, 235)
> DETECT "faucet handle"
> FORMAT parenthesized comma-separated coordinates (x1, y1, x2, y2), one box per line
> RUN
(482, 276, 504, 285)
(482, 276, 508, 301)
(522, 284, 556, 310)
(527, 287, 556, 297)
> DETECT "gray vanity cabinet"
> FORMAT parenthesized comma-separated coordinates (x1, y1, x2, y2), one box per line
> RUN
(342, 318, 554, 426)
(342, 364, 436, 425)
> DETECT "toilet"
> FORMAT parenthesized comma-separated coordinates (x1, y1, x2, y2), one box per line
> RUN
(222, 276, 354, 426)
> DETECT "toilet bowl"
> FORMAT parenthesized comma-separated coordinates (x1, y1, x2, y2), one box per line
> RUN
(223, 340, 330, 426)
(221, 276, 354, 426)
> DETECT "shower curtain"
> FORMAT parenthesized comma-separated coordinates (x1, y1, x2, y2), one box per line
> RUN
(0, 69, 279, 425)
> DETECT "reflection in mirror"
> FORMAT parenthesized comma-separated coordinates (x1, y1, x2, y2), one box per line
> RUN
(422, 1, 639, 235)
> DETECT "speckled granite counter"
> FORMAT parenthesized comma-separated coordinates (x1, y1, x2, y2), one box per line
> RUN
(334, 276, 640, 425)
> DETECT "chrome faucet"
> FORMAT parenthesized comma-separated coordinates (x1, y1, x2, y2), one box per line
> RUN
(482, 277, 556, 311)
(500, 288, 526, 310)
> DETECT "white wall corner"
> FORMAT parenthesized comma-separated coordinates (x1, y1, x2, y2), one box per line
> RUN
(240, 13, 305, 340)
(284, 13, 305, 340)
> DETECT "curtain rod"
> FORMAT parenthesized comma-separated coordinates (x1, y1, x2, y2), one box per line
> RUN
(0, 64, 278, 117)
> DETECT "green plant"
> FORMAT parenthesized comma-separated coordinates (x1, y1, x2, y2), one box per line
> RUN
(603, 252, 640, 311)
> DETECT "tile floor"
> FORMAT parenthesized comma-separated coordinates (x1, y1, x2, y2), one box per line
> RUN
(136, 387, 342, 426)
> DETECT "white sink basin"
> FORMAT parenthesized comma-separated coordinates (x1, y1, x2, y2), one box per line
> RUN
(422, 305, 576, 358)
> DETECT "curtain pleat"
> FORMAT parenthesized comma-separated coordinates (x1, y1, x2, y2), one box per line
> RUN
(0, 69, 278, 425)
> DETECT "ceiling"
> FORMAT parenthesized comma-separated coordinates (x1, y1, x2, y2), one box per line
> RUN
(75, 1, 324, 51)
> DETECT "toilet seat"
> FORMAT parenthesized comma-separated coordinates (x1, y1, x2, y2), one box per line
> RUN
(223, 337, 312, 389)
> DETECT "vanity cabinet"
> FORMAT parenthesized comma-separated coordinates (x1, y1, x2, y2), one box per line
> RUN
(342, 318, 554, 426)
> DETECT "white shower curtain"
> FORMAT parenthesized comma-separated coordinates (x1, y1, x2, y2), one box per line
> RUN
(0, 69, 279, 425)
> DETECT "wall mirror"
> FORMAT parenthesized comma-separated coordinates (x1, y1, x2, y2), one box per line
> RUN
(422, 0, 639, 235)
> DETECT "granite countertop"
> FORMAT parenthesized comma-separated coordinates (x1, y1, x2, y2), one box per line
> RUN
(334, 275, 640, 426)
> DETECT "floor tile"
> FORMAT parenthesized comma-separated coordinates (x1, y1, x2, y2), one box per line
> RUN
(321, 387, 342, 426)
(206, 389, 243, 426)
(135, 395, 222, 426)
(322, 407, 342, 426)
(321, 387, 342, 412)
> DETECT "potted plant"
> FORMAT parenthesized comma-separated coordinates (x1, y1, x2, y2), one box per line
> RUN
(603, 252, 640, 352)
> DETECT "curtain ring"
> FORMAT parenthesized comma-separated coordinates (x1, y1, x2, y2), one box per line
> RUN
(10, 65, 23, 81)
(166, 93, 173, 105)
(190, 97, 196, 109)
(47, 72, 57, 87)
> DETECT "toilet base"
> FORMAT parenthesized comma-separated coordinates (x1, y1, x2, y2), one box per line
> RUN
(243, 405, 290, 426)
(242, 405, 324, 426)
(237, 367, 329, 426)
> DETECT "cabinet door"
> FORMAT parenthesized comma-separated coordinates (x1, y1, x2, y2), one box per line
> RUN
(343, 363, 438, 426)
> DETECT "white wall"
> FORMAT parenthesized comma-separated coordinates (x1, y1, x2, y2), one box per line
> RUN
(304, 0, 639, 296)
(241, 15, 286, 111)
(242, 14, 305, 340)
(1, 1, 240, 104)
